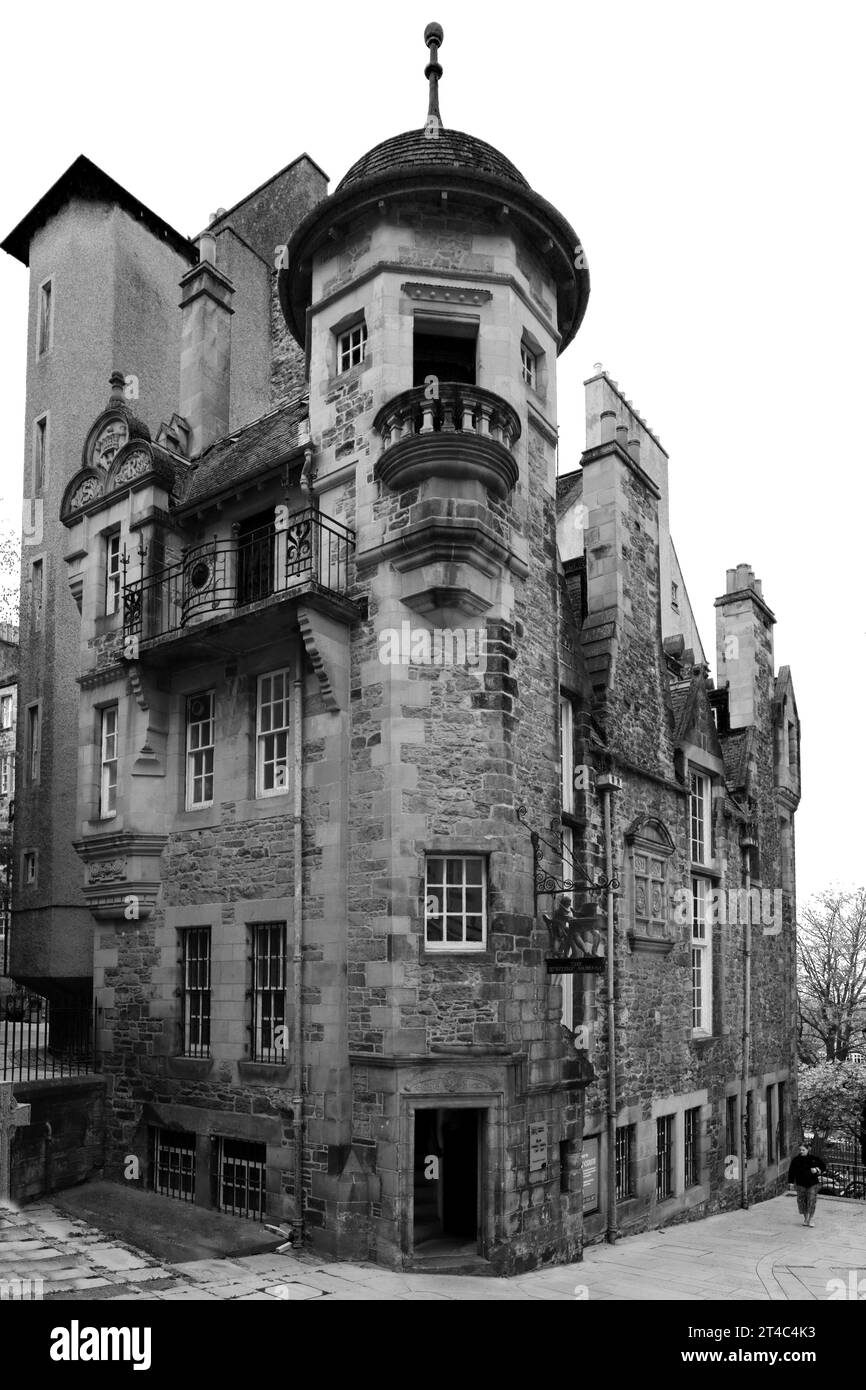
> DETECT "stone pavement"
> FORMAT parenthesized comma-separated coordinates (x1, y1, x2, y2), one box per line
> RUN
(0, 1190, 864, 1301)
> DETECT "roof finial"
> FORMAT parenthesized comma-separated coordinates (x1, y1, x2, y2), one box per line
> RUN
(424, 22, 444, 136)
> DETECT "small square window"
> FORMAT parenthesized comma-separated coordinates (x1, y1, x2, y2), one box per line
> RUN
(337, 322, 367, 373)
(520, 342, 537, 388)
(424, 854, 487, 951)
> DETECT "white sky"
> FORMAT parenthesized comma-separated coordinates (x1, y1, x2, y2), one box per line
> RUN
(0, 0, 863, 904)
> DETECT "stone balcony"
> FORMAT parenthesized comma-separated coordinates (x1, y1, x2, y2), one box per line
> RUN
(373, 382, 521, 498)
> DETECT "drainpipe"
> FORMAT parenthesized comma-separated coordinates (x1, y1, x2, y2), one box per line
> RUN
(597, 773, 621, 1243)
(740, 860, 752, 1210)
(292, 644, 305, 1242)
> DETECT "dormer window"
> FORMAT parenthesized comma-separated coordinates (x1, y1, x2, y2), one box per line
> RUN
(337, 322, 367, 373)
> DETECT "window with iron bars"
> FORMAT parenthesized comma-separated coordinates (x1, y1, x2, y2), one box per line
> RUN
(684, 1107, 701, 1187)
(615, 1124, 635, 1201)
(181, 927, 211, 1057)
(250, 922, 287, 1063)
(152, 1127, 196, 1203)
(656, 1114, 674, 1200)
(217, 1138, 266, 1220)
(745, 1089, 755, 1159)
(726, 1093, 739, 1157)
(777, 1080, 787, 1158)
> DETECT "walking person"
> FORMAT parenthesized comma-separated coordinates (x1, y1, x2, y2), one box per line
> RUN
(787, 1141, 827, 1227)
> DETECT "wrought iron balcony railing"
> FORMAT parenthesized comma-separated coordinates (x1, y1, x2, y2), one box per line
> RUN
(372, 382, 522, 497)
(123, 507, 355, 645)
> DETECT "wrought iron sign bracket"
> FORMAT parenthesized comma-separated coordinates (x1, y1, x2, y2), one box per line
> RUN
(516, 804, 619, 916)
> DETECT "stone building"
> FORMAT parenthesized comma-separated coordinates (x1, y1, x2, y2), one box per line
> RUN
(2, 23, 799, 1268)
(0, 623, 18, 978)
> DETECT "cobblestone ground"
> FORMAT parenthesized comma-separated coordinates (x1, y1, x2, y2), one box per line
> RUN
(1, 1192, 864, 1301)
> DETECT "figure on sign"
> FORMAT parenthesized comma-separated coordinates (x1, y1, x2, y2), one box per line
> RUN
(543, 896, 603, 959)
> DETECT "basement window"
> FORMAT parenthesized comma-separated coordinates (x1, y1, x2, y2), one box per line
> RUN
(413, 316, 477, 387)
(152, 1127, 196, 1203)
(217, 1138, 266, 1220)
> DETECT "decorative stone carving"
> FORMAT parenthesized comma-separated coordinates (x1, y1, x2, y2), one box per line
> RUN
(112, 450, 151, 487)
(88, 858, 126, 883)
(69, 477, 102, 510)
(401, 1068, 496, 1094)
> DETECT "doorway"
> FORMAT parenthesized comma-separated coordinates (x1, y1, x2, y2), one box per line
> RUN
(413, 1107, 480, 1253)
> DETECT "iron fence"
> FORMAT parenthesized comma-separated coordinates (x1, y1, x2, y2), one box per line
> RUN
(123, 508, 355, 644)
(0, 997, 96, 1082)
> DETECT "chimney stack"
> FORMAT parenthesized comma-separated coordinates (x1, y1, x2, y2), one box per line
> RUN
(178, 234, 235, 456)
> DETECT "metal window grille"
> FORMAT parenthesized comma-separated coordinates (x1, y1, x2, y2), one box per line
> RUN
(181, 928, 211, 1057)
(424, 855, 486, 950)
(765, 1084, 776, 1163)
(615, 1124, 634, 1200)
(153, 1128, 196, 1203)
(251, 922, 287, 1062)
(726, 1095, 739, 1157)
(256, 671, 291, 797)
(338, 323, 367, 373)
(100, 706, 118, 818)
(186, 692, 215, 808)
(656, 1114, 674, 1200)
(218, 1138, 266, 1220)
(685, 1107, 701, 1187)
(106, 534, 121, 614)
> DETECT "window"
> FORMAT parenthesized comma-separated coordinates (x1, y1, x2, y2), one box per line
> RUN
(105, 534, 121, 615)
(0, 695, 11, 729)
(256, 670, 290, 797)
(725, 1095, 739, 1158)
(558, 824, 574, 1029)
(251, 922, 287, 1062)
(31, 560, 43, 632)
(520, 341, 537, 388)
(99, 706, 118, 819)
(218, 1138, 266, 1220)
(152, 1128, 196, 1203)
(38, 279, 53, 356)
(33, 415, 48, 492)
(684, 1107, 701, 1187)
(181, 927, 211, 1057)
(616, 1124, 635, 1201)
(186, 692, 214, 809)
(337, 322, 367, 373)
(23, 851, 37, 885)
(745, 1089, 755, 1159)
(777, 1080, 787, 1158)
(690, 877, 713, 1035)
(27, 705, 40, 783)
(0, 755, 13, 798)
(412, 317, 476, 386)
(765, 1084, 776, 1164)
(671, 580, 679, 611)
(689, 770, 712, 864)
(424, 855, 486, 951)
(559, 696, 574, 815)
(656, 1114, 674, 1200)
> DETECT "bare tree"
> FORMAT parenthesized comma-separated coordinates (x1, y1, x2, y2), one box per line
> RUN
(0, 525, 20, 625)
(798, 888, 866, 1063)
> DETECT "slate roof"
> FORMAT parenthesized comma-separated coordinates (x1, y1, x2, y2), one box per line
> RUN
(337, 128, 530, 193)
(720, 728, 752, 791)
(177, 398, 308, 510)
(556, 469, 583, 518)
(669, 678, 693, 738)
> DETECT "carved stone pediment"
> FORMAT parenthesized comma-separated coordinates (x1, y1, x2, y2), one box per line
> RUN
(401, 1068, 497, 1094)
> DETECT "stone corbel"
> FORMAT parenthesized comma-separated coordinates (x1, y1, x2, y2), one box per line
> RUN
(297, 604, 350, 712)
(73, 831, 167, 923)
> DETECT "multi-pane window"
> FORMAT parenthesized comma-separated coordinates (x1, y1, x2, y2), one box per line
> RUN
(256, 670, 290, 797)
(218, 1138, 266, 1220)
(38, 279, 53, 356)
(105, 534, 121, 615)
(777, 1080, 787, 1158)
(337, 322, 367, 373)
(685, 1107, 701, 1187)
(745, 1089, 755, 1159)
(691, 877, 713, 1035)
(186, 692, 215, 809)
(0, 754, 13, 797)
(33, 415, 47, 492)
(726, 1094, 739, 1158)
(689, 770, 712, 864)
(27, 705, 40, 783)
(765, 1084, 776, 1164)
(520, 341, 537, 388)
(616, 1124, 635, 1201)
(424, 855, 486, 951)
(251, 922, 287, 1062)
(181, 928, 211, 1057)
(153, 1128, 196, 1203)
(559, 695, 574, 815)
(31, 560, 43, 632)
(99, 706, 118, 819)
(23, 851, 37, 885)
(1, 694, 12, 729)
(656, 1114, 674, 1200)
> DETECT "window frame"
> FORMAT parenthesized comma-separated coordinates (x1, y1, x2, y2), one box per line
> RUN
(37, 277, 54, 358)
(520, 340, 538, 389)
(725, 1093, 739, 1159)
(256, 670, 291, 799)
(152, 1127, 196, 1203)
(690, 875, 714, 1036)
(33, 413, 48, 493)
(684, 1106, 701, 1187)
(105, 533, 122, 616)
(765, 1083, 776, 1164)
(424, 854, 487, 953)
(336, 321, 367, 374)
(0, 694, 12, 730)
(185, 691, 215, 810)
(689, 769, 713, 865)
(217, 1137, 266, 1221)
(99, 705, 118, 820)
(656, 1113, 674, 1201)
(180, 926, 211, 1058)
(23, 850, 37, 885)
(559, 695, 574, 815)
(615, 1123, 635, 1201)
(250, 921, 287, 1063)
(777, 1080, 787, 1159)
(0, 753, 13, 798)
(26, 703, 40, 784)
(31, 558, 44, 633)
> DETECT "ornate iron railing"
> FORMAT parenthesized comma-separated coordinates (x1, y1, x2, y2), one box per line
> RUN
(123, 508, 355, 643)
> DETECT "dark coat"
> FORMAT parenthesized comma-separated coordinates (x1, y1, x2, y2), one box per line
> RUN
(788, 1153, 826, 1187)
